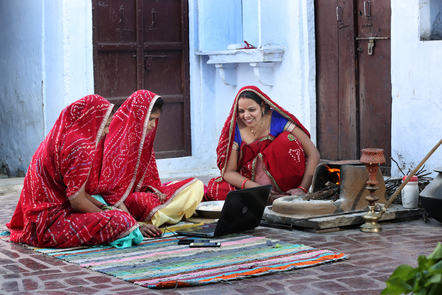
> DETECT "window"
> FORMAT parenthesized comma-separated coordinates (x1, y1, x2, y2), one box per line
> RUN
(196, 0, 285, 87)
(197, 0, 284, 52)
(420, 0, 442, 41)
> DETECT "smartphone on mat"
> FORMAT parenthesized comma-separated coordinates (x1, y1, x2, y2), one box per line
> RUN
(189, 242, 221, 248)
(177, 239, 210, 245)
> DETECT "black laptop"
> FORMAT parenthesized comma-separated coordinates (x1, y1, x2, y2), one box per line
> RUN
(176, 185, 272, 238)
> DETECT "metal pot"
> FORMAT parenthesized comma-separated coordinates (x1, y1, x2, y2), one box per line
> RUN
(420, 167, 442, 223)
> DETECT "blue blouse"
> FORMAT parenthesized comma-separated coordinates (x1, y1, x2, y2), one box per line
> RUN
(234, 111, 289, 146)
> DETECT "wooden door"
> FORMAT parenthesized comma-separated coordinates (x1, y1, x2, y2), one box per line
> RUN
(92, 0, 191, 158)
(316, 0, 391, 166)
(355, 0, 391, 165)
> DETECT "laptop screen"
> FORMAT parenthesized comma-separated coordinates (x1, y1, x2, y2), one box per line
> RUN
(214, 185, 272, 236)
(176, 185, 272, 237)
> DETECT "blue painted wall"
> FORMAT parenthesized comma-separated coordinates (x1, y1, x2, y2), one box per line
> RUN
(0, 1, 44, 176)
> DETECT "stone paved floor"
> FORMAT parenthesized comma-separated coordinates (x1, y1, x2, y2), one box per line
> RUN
(0, 177, 441, 295)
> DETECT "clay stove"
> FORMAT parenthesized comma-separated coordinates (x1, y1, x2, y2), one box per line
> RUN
(270, 160, 386, 217)
(263, 159, 422, 231)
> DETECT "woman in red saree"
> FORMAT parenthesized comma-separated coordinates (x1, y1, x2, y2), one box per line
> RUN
(96, 90, 204, 228)
(7, 89, 203, 248)
(205, 86, 320, 203)
(6, 94, 139, 248)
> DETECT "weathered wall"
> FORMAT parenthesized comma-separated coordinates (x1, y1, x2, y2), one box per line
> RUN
(391, 0, 442, 177)
(0, 1, 44, 176)
(0, 0, 318, 179)
(0, 1, 94, 176)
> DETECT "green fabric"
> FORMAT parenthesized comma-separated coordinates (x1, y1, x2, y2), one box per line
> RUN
(92, 195, 143, 248)
(0, 231, 10, 236)
(92, 194, 107, 205)
(109, 227, 144, 248)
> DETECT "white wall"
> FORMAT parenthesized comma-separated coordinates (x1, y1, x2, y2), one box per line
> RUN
(0, 1, 44, 176)
(391, 0, 442, 177)
(0, 0, 317, 179)
(195, 0, 317, 151)
(46, 0, 95, 122)
(156, 0, 220, 178)
(158, 0, 317, 180)
(0, 0, 95, 176)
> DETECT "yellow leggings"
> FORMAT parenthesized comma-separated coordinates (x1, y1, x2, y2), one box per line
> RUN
(150, 179, 204, 227)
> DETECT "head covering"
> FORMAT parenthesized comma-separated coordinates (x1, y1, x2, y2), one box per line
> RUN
(7, 94, 115, 242)
(216, 85, 310, 175)
(50, 94, 114, 199)
(98, 89, 162, 206)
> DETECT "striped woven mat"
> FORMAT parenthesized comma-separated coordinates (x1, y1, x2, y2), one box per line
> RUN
(29, 233, 347, 288)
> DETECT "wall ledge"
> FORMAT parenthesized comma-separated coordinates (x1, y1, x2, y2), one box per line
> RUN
(196, 46, 284, 87)
(196, 46, 284, 64)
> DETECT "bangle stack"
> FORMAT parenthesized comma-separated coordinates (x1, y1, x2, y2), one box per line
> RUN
(241, 178, 249, 189)
(297, 186, 308, 193)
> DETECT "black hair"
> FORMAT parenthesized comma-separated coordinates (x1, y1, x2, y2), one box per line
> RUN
(152, 97, 164, 113)
(238, 90, 270, 112)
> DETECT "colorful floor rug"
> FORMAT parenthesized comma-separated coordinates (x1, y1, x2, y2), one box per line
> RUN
(25, 233, 346, 288)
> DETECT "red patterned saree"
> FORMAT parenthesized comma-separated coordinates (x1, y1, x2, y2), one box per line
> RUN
(7, 95, 137, 248)
(206, 86, 311, 201)
(93, 90, 200, 224)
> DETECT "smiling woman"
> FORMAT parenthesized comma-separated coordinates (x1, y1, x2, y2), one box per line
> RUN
(205, 86, 320, 204)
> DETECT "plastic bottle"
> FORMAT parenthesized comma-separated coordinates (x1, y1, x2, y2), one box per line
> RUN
(401, 175, 419, 209)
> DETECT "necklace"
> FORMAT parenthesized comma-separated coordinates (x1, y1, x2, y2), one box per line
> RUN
(249, 118, 264, 137)
(250, 127, 257, 136)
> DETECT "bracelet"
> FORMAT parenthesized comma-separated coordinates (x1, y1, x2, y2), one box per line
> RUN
(297, 186, 308, 193)
(241, 178, 249, 189)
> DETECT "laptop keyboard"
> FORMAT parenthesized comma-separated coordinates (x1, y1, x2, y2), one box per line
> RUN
(192, 223, 217, 233)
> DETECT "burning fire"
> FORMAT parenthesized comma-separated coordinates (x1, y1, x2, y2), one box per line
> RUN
(326, 166, 341, 185)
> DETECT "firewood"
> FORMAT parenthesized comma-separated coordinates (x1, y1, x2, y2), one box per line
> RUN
(303, 182, 339, 201)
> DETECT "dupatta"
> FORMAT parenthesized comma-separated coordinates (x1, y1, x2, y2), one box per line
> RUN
(96, 90, 162, 206)
(7, 95, 115, 242)
(93, 89, 198, 223)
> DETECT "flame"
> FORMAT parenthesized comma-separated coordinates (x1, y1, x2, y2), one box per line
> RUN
(326, 166, 341, 185)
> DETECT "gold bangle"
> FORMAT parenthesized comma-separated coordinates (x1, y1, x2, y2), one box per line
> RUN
(298, 186, 308, 193)
(241, 178, 249, 189)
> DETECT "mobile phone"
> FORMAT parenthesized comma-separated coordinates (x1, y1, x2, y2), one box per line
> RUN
(189, 242, 221, 248)
(177, 239, 210, 245)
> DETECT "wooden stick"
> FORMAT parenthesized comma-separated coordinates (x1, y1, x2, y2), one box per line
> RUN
(385, 139, 442, 208)
(303, 182, 339, 201)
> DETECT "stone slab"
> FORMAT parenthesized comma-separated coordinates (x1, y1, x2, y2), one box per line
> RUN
(262, 204, 423, 231)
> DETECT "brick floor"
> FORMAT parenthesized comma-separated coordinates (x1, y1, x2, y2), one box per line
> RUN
(1, 177, 441, 294)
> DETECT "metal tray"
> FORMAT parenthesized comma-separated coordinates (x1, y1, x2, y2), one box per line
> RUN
(195, 201, 224, 219)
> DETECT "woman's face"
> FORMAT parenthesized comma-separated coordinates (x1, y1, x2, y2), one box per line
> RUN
(103, 114, 113, 135)
(237, 97, 264, 128)
(147, 111, 161, 131)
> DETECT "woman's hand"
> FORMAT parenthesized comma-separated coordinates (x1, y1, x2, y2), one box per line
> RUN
(139, 223, 162, 238)
(155, 192, 167, 202)
(267, 190, 287, 204)
(286, 188, 306, 196)
(291, 127, 320, 196)
(69, 186, 102, 213)
(117, 202, 131, 214)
